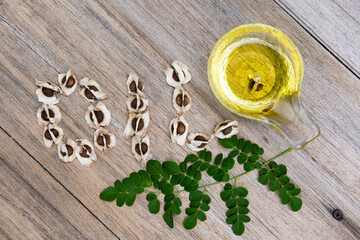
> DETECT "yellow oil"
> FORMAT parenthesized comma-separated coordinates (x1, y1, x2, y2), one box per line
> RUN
(212, 37, 299, 118)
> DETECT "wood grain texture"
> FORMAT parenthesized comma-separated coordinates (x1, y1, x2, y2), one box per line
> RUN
(0, 130, 117, 239)
(276, 0, 360, 77)
(0, 0, 359, 239)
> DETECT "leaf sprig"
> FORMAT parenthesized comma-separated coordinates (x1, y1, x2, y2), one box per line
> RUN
(100, 135, 301, 236)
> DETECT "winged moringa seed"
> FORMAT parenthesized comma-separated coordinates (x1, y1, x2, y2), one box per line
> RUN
(214, 120, 240, 139)
(57, 138, 78, 163)
(43, 124, 64, 148)
(169, 116, 189, 146)
(131, 134, 150, 162)
(85, 102, 111, 129)
(126, 94, 148, 113)
(79, 77, 108, 102)
(187, 133, 213, 151)
(165, 60, 191, 88)
(94, 128, 116, 152)
(36, 81, 62, 105)
(172, 87, 191, 115)
(124, 111, 150, 138)
(58, 69, 78, 96)
(36, 104, 62, 127)
(127, 73, 144, 96)
(75, 139, 97, 166)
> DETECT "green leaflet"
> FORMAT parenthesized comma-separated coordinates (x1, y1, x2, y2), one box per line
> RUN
(99, 187, 119, 201)
(146, 160, 163, 175)
(148, 199, 160, 214)
(219, 138, 234, 149)
(163, 209, 174, 228)
(184, 214, 197, 230)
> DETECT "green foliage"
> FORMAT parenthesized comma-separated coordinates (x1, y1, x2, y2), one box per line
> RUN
(221, 184, 250, 236)
(258, 163, 302, 211)
(99, 135, 302, 237)
(184, 191, 211, 230)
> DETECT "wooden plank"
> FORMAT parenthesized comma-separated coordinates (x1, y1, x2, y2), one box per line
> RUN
(275, 0, 360, 77)
(0, 130, 117, 239)
(0, 0, 359, 239)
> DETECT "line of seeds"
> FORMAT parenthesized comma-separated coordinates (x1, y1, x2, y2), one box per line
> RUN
(124, 73, 150, 164)
(35, 70, 115, 167)
(165, 61, 241, 151)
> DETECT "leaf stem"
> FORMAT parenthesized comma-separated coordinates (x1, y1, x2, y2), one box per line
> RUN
(199, 148, 292, 189)
(174, 148, 292, 194)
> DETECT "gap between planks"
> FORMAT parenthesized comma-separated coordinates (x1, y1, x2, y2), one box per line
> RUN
(273, 0, 360, 79)
(0, 125, 121, 240)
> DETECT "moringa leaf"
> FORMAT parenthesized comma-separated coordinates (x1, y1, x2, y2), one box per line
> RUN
(242, 141, 251, 154)
(237, 198, 249, 207)
(185, 154, 198, 163)
(219, 138, 234, 149)
(204, 151, 212, 162)
(185, 207, 197, 215)
(116, 193, 126, 207)
(277, 164, 287, 175)
(162, 161, 180, 175)
(114, 180, 125, 192)
(138, 170, 152, 187)
(174, 197, 182, 207)
(237, 187, 248, 197)
(129, 172, 141, 186)
(146, 193, 157, 201)
(134, 187, 144, 194)
(148, 199, 160, 214)
(251, 143, 259, 154)
(193, 170, 202, 181)
(258, 147, 264, 155)
(243, 162, 254, 172)
(164, 193, 175, 202)
(100, 187, 119, 201)
(232, 219, 245, 236)
(125, 193, 136, 206)
(231, 135, 238, 145)
(290, 197, 302, 212)
(214, 154, 223, 165)
(207, 166, 219, 176)
(189, 190, 202, 202)
(222, 158, 235, 170)
(163, 209, 174, 228)
(200, 162, 210, 171)
(254, 162, 262, 169)
(258, 175, 268, 185)
(288, 188, 301, 196)
(184, 214, 198, 230)
(146, 160, 163, 175)
(224, 183, 233, 190)
(237, 138, 245, 150)
(179, 162, 187, 173)
(269, 180, 281, 192)
(249, 154, 259, 162)
(198, 149, 206, 159)
(228, 149, 239, 158)
(237, 154, 248, 164)
(239, 214, 251, 223)
(197, 211, 207, 221)
(279, 176, 290, 185)
(226, 214, 238, 224)
(200, 202, 210, 211)
(171, 204, 181, 215)
(221, 190, 231, 201)
(222, 174, 230, 182)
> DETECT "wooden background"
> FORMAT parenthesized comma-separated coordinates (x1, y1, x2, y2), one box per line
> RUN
(1, 0, 359, 239)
